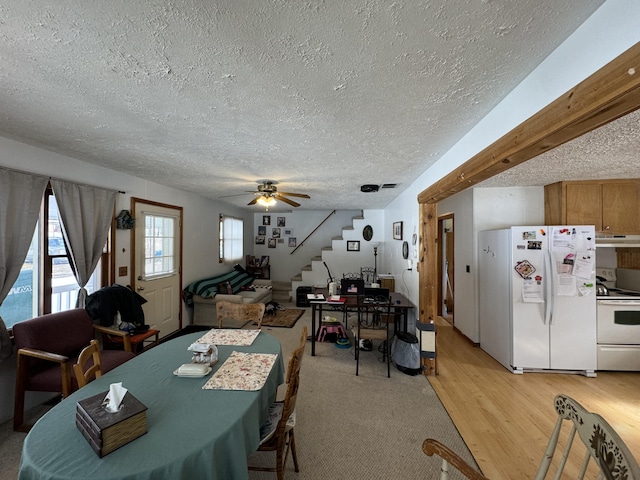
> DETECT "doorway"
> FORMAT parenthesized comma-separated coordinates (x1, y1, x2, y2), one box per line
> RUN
(437, 214, 454, 324)
(131, 198, 183, 338)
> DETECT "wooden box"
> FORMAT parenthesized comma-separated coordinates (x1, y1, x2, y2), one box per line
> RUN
(76, 390, 148, 457)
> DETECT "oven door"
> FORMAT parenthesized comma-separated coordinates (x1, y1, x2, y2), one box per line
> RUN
(597, 299, 640, 344)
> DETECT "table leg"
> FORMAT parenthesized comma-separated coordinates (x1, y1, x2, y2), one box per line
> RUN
(311, 304, 317, 356)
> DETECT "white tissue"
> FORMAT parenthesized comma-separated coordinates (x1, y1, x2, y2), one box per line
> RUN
(188, 342, 212, 353)
(103, 382, 127, 413)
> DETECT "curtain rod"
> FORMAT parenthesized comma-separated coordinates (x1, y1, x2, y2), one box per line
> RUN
(0, 165, 125, 194)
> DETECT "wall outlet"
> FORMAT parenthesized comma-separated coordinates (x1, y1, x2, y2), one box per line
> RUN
(118, 266, 128, 277)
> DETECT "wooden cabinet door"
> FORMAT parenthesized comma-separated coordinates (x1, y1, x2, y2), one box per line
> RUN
(565, 183, 602, 229)
(602, 183, 640, 233)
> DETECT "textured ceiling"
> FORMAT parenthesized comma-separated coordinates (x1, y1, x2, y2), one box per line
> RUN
(0, 1, 609, 211)
(477, 109, 640, 188)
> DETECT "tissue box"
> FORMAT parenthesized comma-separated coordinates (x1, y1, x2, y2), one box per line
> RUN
(76, 391, 148, 457)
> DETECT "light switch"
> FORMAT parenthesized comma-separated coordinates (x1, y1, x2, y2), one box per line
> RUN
(118, 266, 128, 277)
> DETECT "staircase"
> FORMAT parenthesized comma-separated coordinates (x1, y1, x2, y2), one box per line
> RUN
(288, 214, 366, 299)
(271, 280, 293, 304)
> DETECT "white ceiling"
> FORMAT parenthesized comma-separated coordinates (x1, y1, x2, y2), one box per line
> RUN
(0, 1, 614, 211)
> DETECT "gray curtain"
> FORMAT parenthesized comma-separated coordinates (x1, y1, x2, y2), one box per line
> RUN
(51, 180, 117, 308)
(0, 168, 49, 362)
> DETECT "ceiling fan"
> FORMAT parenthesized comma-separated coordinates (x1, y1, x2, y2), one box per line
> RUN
(246, 180, 310, 209)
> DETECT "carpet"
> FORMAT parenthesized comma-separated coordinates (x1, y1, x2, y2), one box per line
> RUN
(257, 308, 305, 328)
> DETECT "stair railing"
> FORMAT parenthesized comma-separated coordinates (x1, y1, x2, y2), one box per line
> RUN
(290, 210, 336, 255)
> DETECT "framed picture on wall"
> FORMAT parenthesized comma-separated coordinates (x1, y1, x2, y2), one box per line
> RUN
(258, 226, 266, 236)
(277, 217, 286, 227)
(284, 228, 293, 236)
(289, 237, 297, 247)
(255, 236, 265, 245)
(263, 216, 271, 225)
(393, 221, 403, 240)
(346, 240, 360, 252)
(268, 238, 276, 248)
(272, 227, 281, 238)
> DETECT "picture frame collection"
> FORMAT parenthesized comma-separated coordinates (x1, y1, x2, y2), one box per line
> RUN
(256, 215, 296, 248)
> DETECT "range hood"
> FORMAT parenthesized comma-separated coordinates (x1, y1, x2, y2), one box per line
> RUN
(595, 234, 640, 248)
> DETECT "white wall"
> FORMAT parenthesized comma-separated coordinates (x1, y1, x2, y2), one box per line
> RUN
(250, 209, 366, 283)
(386, 1, 640, 340)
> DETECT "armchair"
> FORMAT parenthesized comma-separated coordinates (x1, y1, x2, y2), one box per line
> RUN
(12, 309, 135, 431)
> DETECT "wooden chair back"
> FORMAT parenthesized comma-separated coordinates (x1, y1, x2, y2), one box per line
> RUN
(73, 340, 103, 389)
(216, 301, 265, 329)
(285, 327, 308, 384)
(277, 327, 306, 439)
(423, 393, 640, 479)
(534, 394, 640, 479)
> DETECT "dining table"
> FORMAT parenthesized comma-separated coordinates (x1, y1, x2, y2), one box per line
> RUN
(18, 329, 284, 480)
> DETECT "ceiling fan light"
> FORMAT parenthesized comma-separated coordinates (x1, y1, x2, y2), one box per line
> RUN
(257, 196, 276, 207)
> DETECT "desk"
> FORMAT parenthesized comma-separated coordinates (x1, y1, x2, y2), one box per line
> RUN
(309, 290, 415, 357)
(19, 331, 284, 480)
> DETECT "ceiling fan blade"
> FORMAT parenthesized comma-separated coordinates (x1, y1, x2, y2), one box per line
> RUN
(277, 196, 301, 207)
(247, 197, 259, 206)
(277, 191, 310, 199)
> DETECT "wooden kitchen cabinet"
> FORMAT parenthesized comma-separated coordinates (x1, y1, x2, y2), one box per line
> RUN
(545, 180, 640, 233)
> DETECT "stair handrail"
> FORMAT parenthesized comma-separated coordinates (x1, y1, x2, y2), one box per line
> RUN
(290, 210, 336, 255)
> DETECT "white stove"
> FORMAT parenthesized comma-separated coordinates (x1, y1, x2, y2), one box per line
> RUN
(595, 268, 640, 371)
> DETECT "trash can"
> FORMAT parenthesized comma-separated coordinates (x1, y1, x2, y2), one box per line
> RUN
(392, 332, 421, 375)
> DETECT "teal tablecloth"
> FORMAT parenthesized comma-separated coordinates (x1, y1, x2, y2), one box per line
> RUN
(18, 331, 284, 480)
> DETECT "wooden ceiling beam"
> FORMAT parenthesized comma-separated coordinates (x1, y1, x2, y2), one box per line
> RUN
(418, 41, 640, 205)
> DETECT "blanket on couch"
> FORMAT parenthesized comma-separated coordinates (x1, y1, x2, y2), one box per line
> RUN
(183, 269, 256, 306)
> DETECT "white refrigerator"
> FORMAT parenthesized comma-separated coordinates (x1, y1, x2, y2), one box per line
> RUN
(478, 226, 597, 376)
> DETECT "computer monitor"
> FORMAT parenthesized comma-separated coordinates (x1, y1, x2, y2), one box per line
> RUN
(341, 278, 364, 295)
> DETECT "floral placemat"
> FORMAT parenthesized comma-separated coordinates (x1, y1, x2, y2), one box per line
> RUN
(202, 351, 278, 391)
(195, 329, 260, 346)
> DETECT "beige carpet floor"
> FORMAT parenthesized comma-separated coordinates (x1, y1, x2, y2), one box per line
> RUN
(0, 303, 477, 480)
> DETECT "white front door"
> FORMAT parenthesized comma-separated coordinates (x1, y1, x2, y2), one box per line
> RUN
(132, 199, 182, 338)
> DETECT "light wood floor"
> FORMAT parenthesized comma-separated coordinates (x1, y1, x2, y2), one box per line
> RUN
(428, 317, 640, 479)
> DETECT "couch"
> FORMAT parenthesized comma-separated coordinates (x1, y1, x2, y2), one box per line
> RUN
(183, 268, 272, 327)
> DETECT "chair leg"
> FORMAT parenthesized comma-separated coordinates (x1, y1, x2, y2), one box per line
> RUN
(276, 443, 286, 480)
(289, 429, 300, 472)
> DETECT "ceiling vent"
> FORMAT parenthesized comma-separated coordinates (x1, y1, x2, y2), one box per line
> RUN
(381, 183, 398, 189)
(360, 184, 380, 193)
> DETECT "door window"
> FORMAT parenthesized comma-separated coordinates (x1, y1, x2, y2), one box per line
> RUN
(142, 212, 177, 279)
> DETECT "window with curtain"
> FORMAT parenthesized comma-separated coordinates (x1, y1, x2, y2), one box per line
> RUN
(0, 186, 106, 328)
(219, 214, 243, 264)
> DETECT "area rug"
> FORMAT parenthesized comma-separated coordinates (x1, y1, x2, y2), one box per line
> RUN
(257, 308, 304, 328)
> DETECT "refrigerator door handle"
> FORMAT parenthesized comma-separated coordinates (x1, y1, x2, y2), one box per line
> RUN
(544, 249, 554, 325)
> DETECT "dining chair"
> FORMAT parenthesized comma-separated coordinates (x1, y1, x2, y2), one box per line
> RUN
(249, 325, 307, 480)
(215, 301, 265, 329)
(73, 340, 102, 388)
(422, 393, 640, 479)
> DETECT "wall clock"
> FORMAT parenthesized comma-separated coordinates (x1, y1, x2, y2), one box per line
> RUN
(402, 241, 409, 259)
(362, 225, 373, 241)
